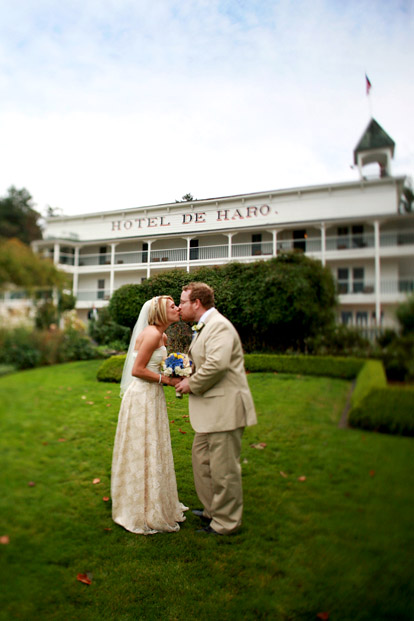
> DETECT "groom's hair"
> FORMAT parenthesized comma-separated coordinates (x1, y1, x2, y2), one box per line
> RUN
(183, 282, 215, 309)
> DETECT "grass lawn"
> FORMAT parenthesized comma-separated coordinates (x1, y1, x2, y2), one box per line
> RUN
(0, 361, 413, 620)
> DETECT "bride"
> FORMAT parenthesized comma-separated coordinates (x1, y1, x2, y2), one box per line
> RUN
(111, 295, 188, 534)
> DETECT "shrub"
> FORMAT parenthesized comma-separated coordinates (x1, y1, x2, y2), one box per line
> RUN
(396, 295, 414, 335)
(57, 328, 96, 362)
(380, 333, 414, 382)
(108, 255, 337, 352)
(165, 320, 192, 354)
(97, 355, 126, 383)
(305, 324, 372, 357)
(88, 306, 130, 348)
(34, 301, 58, 330)
(244, 354, 365, 379)
(349, 387, 414, 436)
(0, 327, 42, 369)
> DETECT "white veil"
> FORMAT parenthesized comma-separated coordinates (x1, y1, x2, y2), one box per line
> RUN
(120, 299, 155, 397)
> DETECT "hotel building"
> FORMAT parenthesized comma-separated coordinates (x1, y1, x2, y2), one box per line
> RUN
(3, 118, 414, 330)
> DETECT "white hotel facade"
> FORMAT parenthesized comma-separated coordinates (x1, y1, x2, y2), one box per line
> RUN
(8, 119, 414, 330)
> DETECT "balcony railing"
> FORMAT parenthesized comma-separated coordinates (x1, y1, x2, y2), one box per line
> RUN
(76, 288, 111, 301)
(61, 228, 414, 268)
(337, 279, 414, 295)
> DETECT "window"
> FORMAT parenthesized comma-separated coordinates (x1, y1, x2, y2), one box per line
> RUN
(337, 268, 349, 294)
(341, 311, 353, 325)
(97, 279, 105, 299)
(251, 234, 262, 255)
(352, 225, 365, 248)
(99, 246, 108, 265)
(293, 229, 306, 252)
(190, 239, 199, 260)
(356, 311, 368, 326)
(337, 226, 349, 249)
(142, 243, 148, 263)
(353, 267, 364, 293)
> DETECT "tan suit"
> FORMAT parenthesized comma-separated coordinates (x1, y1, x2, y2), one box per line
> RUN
(188, 309, 257, 534)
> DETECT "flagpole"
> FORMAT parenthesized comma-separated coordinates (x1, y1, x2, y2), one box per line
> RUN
(365, 73, 373, 118)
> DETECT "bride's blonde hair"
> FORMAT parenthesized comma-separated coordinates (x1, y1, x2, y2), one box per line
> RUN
(147, 295, 174, 326)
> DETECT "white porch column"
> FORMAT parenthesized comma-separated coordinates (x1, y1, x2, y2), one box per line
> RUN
(53, 243, 60, 265)
(185, 237, 193, 273)
(272, 230, 278, 257)
(374, 220, 381, 325)
(109, 243, 117, 296)
(320, 223, 326, 266)
(225, 233, 234, 258)
(146, 240, 153, 279)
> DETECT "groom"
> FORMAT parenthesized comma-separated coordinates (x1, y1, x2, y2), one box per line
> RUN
(176, 282, 257, 535)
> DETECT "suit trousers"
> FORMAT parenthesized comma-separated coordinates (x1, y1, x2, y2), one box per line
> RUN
(192, 427, 244, 534)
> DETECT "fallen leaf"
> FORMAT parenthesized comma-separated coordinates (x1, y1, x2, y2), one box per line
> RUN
(42, 442, 48, 445)
(77, 573, 92, 585)
(92, 478, 101, 485)
(250, 442, 267, 450)
(58, 438, 66, 442)
(106, 390, 112, 394)
(369, 470, 375, 477)
(104, 396, 111, 399)
(317, 613, 330, 620)
(243, 459, 248, 464)
(102, 497, 109, 502)
(106, 404, 111, 407)
(280, 471, 288, 478)
(182, 415, 189, 418)
(28, 481, 36, 487)
(67, 387, 72, 391)
(178, 428, 186, 434)
(81, 395, 86, 399)
(104, 527, 112, 531)
(298, 476, 307, 482)
(0, 535, 10, 544)
(86, 401, 94, 405)
(170, 420, 175, 424)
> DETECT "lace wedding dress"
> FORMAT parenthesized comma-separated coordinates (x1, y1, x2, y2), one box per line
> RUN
(111, 346, 188, 534)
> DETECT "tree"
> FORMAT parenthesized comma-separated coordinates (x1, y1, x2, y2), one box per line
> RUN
(0, 238, 67, 291)
(175, 193, 195, 202)
(108, 254, 337, 352)
(0, 186, 42, 244)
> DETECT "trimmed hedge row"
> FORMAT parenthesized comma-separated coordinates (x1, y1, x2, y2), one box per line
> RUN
(244, 354, 365, 379)
(349, 387, 414, 436)
(350, 359, 387, 407)
(96, 352, 413, 436)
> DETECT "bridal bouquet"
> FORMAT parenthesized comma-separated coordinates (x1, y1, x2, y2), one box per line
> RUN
(162, 352, 193, 398)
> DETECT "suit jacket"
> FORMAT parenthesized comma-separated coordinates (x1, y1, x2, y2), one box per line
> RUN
(188, 309, 257, 433)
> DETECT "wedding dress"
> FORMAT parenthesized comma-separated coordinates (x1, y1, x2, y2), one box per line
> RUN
(111, 345, 188, 534)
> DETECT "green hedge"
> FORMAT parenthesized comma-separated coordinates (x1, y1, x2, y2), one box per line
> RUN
(349, 387, 414, 436)
(350, 359, 387, 407)
(244, 354, 365, 379)
(98, 353, 365, 383)
(96, 354, 126, 383)
(97, 352, 413, 436)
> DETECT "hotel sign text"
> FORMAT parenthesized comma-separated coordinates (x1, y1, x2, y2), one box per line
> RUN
(111, 204, 276, 233)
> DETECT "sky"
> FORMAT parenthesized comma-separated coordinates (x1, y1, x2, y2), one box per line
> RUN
(0, 0, 413, 217)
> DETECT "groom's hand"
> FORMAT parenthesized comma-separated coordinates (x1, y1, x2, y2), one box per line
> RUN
(176, 378, 191, 394)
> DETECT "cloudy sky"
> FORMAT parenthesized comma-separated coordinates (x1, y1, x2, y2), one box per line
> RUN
(0, 0, 413, 217)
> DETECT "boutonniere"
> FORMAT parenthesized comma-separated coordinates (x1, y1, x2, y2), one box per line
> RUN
(192, 321, 205, 333)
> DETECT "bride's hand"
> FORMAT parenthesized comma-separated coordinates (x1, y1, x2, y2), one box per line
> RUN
(168, 377, 181, 387)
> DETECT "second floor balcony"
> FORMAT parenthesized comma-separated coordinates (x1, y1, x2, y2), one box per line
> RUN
(52, 227, 414, 269)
